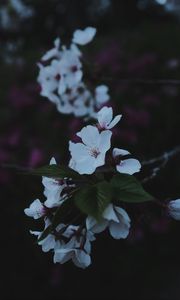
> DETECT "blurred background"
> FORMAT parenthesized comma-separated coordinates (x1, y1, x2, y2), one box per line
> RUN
(1, 0, 180, 299)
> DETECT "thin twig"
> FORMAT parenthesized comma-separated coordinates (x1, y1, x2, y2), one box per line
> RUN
(142, 146, 180, 166)
(102, 77, 180, 85)
(142, 146, 180, 183)
(0, 163, 32, 172)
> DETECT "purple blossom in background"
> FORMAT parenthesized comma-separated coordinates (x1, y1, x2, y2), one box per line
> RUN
(28, 148, 44, 167)
(127, 53, 157, 75)
(123, 106, 151, 127)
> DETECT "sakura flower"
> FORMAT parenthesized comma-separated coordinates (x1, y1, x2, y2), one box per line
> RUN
(95, 85, 110, 107)
(56, 83, 93, 117)
(86, 204, 131, 239)
(72, 27, 97, 46)
(54, 227, 95, 269)
(42, 157, 66, 208)
(69, 125, 112, 174)
(24, 199, 46, 220)
(97, 106, 122, 130)
(113, 148, 141, 175)
(57, 47, 82, 94)
(37, 60, 61, 102)
(168, 199, 180, 220)
(30, 219, 72, 253)
(30, 219, 57, 252)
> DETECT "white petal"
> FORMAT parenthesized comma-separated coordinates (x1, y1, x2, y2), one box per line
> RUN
(78, 125, 100, 147)
(95, 152, 106, 168)
(74, 157, 96, 174)
(24, 199, 44, 219)
(86, 216, 97, 230)
(113, 148, 130, 158)
(39, 234, 56, 252)
(116, 158, 141, 175)
(86, 216, 108, 233)
(115, 206, 131, 224)
(50, 157, 57, 165)
(54, 249, 73, 264)
(107, 115, 122, 129)
(109, 221, 130, 239)
(70, 43, 82, 57)
(73, 250, 91, 268)
(72, 27, 96, 45)
(103, 204, 119, 222)
(97, 106, 113, 128)
(91, 220, 108, 234)
(169, 199, 180, 209)
(30, 230, 41, 237)
(99, 130, 112, 153)
(168, 199, 180, 220)
(69, 141, 89, 160)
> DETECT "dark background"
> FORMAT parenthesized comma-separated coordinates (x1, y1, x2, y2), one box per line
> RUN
(1, 0, 180, 299)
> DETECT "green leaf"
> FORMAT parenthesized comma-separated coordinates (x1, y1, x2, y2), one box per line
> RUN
(29, 165, 82, 180)
(38, 224, 52, 242)
(110, 174, 153, 203)
(74, 181, 112, 220)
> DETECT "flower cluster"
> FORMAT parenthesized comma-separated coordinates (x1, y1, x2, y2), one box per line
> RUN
(37, 27, 110, 118)
(24, 26, 180, 270)
(69, 106, 141, 175)
(24, 106, 142, 268)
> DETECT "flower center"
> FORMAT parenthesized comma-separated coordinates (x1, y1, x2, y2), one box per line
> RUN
(55, 74, 61, 80)
(71, 65, 78, 73)
(90, 148, 100, 158)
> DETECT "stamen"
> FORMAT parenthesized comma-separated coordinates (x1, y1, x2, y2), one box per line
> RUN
(90, 148, 100, 158)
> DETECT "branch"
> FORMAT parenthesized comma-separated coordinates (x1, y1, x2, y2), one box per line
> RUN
(142, 146, 180, 183)
(102, 78, 180, 85)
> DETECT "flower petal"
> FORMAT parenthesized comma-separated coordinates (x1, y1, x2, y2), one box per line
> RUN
(97, 106, 113, 128)
(73, 250, 91, 268)
(103, 204, 119, 222)
(72, 27, 96, 45)
(69, 141, 89, 161)
(109, 221, 130, 239)
(99, 130, 112, 153)
(116, 158, 141, 175)
(107, 115, 122, 129)
(78, 125, 100, 148)
(86, 216, 108, 233)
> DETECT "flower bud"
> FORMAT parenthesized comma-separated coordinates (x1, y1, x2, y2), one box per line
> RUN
(168, 199, 180, 220)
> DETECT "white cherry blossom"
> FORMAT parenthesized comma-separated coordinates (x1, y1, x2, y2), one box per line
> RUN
(168, 199, 180, 220)
(54, 227, 95, 269)
(113, 148, 141, 175)
(86, 204, 131, 239)
(37, 60, 61, 102)
(57, 47, 82, 95)
(24, 199, 46, 220)
(37, 27, 110, 119)
(30, 219, 61, 252)
(42, 157, 66, 208)
(97, 106, 122, 130)
(72, 27, 97, 45)
(69, 125, 112, 174)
